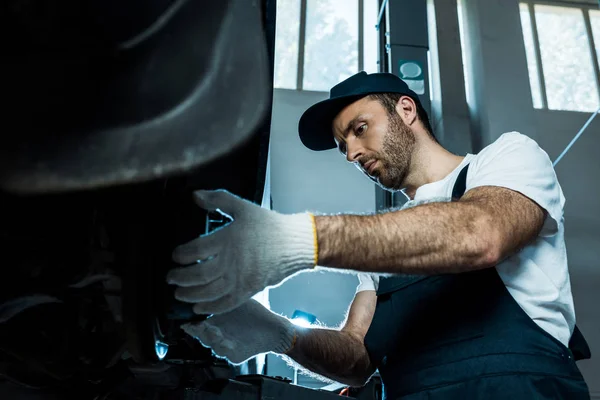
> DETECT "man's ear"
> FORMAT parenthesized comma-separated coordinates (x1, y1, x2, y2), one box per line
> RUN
(395, 96, 418, 126)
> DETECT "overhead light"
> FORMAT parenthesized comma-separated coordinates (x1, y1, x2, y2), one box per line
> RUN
(291, 310, 317, 328)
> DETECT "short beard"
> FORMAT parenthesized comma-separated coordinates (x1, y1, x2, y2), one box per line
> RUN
(376, 113, 415, 190)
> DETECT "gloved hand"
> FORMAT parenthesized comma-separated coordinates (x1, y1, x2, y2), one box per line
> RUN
(167, 190, 317, 314)
(181, 299, 297, 364)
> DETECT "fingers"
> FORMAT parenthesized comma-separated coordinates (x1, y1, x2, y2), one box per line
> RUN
(229, 298, 264, 315)
(192, 293, 242, 315)
(182, 322, 223, 347)
(174, 276, 234, 303)
(181, 322, 241, 363)
(201, 324, 223, 344)
(172, 229, 224, 265)
(167, 257, 223, 287)
(210, 336, 236, 356)
(193, 190, 254, 219)
(181, 321, 207, 340)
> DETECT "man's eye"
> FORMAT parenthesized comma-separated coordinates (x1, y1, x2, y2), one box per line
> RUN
(356, 124, 367, 136)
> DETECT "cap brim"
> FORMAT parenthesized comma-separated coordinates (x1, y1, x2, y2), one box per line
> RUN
(298, 95, 365, 151)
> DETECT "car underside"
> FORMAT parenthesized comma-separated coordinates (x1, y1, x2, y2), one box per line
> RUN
(0, 1, 278, 398)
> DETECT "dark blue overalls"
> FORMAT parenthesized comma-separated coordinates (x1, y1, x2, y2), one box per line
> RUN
(364, 165, 590, 400)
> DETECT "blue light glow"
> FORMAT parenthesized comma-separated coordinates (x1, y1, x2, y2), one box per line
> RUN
(291, 310, 317, 328)
(155, 341, 169, 360)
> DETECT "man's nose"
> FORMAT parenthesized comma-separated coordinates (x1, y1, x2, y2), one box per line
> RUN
(346, 137, 364, 163)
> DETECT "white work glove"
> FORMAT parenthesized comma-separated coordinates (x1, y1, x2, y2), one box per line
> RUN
(181, 299, 297, 364)
(167, 190, 317, 314)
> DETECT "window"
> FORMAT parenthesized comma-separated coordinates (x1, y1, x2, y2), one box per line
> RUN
(274, 0, 301, 89)
(519, 2, 600, 112)
(519, 3, 544, 109)
(303, 0, 359, 91)
(274, 0, 380, 91)
(456, 0, 472, 105)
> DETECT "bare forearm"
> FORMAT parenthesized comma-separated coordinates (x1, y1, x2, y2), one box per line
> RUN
(316, 201, 495, 274)
(286, 327, 374, 387)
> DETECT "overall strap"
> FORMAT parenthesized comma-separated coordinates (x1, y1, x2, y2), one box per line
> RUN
(450, 161, 590, 361)
(452, 163, 470, 200)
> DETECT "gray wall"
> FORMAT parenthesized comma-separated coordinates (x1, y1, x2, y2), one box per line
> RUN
(535, 110, 600, 396)
(268, 89, 376, 216)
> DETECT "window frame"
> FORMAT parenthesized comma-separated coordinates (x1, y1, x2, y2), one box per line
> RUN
(278, 0, 376, 91)
(520, 0, 600, 111)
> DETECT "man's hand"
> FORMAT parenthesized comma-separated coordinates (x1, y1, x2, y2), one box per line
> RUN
(167, 190, 317, 314)
(285, 290, 377, 386)
(181, 299, 296, 364)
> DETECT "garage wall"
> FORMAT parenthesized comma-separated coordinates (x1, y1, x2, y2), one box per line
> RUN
(535, 110, 600, 397)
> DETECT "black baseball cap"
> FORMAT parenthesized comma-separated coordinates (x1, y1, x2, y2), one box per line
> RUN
(298, 71, 421, 151)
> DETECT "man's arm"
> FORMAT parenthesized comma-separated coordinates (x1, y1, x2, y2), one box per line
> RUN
(316, 186, 545, 274)
(286, 290, 377, 386)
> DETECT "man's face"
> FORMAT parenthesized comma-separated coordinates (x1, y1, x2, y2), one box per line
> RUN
(332, 96, 415, 190)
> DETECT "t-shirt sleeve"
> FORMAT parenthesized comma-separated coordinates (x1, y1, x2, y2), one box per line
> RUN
(467, 132, 564, 237)
(356, 273, 380, 292)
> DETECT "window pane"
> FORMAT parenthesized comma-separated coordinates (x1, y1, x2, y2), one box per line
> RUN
(456, 0, 471, 105)
(588, 9, 600, 70)
(274, 0, 301, 89)
(519, 3, 543, 109)
(363, 0, 379, 73)
(304, 0, 359, 91)
(534, 5, 599, 112)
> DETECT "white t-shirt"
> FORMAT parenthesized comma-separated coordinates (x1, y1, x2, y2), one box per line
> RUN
(357, 132, 575, 347)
